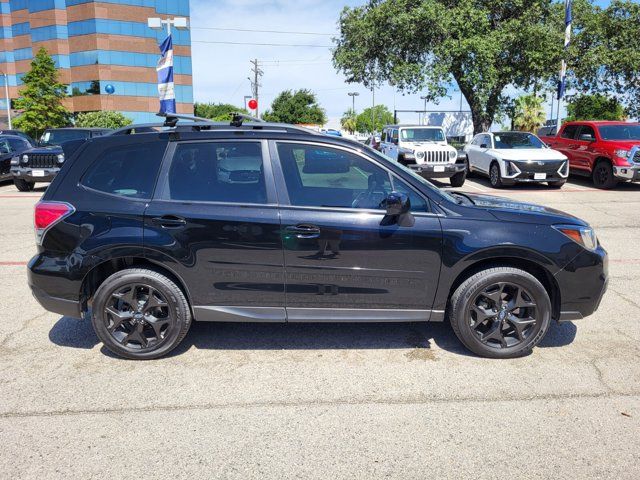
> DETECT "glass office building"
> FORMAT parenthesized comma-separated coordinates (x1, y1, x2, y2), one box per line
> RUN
(0, 0, 193, 125)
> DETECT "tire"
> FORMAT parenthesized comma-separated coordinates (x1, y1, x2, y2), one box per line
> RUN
(91, 268, 192, 359)
(14, 178, 34, 192)
(548, 180, 566, 189)
(448, 267, 552, 359)
(464, 156, 475, 177)
(450, 170, 466, 187)
(592, 160, 617, 189)
(489, 162, 503, 188)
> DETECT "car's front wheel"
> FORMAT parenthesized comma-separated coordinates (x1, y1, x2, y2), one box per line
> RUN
(592, 160, 617, 189)
(489, 162, 503, 188)
(91, 268, 192, 359)
(448, 267, 551, 358)
(548, 180, 566, 189)
(14, 178, 34, 192)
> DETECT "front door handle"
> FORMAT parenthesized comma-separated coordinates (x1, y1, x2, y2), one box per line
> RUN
(152, 215, 187, 228)
(285, 224, 321, 239)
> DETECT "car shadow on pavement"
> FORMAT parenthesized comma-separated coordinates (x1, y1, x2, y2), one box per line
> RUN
(48, 315, 577, 359)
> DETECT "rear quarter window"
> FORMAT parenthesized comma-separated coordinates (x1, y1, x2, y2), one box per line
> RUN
(81, 141, 167, 199)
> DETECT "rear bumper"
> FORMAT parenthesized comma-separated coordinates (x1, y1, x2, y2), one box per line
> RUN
(410, 162, 465, 178)
(11, 166, 59, 182)
(28, 253, 85, 319)
(30, 284, 82, 318)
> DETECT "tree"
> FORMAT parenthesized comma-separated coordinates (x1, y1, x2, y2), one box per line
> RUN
(355, 105, 394, 134)
(13, 47, 72, 138)
(333, 1, 593, 134)
(75, 111, 133, 129)
(194, 102, 248, 121)
(341, 109, 357, 134)
(565, 94, 626, 121)
(512, 94, 546, 132)
(570, 0, 640, 118)
(262, 89, 326, 125)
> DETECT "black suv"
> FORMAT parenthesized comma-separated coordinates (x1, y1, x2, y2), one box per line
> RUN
(11, 127, 111, 191)
(28, 116, 608, 359)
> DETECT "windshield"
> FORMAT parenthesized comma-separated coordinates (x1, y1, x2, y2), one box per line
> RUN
(598, 124, 640, 141)
(362, 144, 458, 204)
(493, 132, 545, 149)
(40, 129, 90, 146)
(400, 128, 445, 142)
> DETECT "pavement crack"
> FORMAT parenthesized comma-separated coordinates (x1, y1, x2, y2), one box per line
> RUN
(1, 391, 639, 419)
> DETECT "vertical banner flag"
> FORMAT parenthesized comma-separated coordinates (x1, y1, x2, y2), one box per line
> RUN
(157, 34, 176, 114)
(557, 0, 572, 100)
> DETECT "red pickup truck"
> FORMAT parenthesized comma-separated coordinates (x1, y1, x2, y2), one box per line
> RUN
(540, 121, 640, 189)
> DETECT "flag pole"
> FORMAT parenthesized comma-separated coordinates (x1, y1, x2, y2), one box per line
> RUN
(556, 0, 572, 134)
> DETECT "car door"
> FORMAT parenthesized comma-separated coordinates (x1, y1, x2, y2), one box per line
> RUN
(465, 135, 482, 171)
(144, 139, 286, 322)
(572, 125, 597, 171)
(270, 140, 443, 321)
(553, 124, 580, 170)
(0, 139, 14, 176)
(473, 134, 492, 174)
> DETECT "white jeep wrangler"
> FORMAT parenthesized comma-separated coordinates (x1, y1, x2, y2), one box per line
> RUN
(380, 125, 466, 187)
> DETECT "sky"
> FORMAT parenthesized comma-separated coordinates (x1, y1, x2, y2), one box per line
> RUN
(189, 0, 616, 128)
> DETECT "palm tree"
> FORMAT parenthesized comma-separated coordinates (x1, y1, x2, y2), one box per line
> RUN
(512, 94, 546, 133)
(341, 109, 357, 134)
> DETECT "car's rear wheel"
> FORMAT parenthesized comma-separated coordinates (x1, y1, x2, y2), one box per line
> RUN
(548, 180, 566, 189)
(592, 161, 617, 189)
(14, 178, 34, 192)
(91, 268, 192, 359)
(450, 170, 466, 187)
(448, 267, 551, 358)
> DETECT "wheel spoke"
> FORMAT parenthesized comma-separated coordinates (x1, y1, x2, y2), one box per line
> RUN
(113, 285, 139, 309)
(481, 283, 505, 305)
(142, 288, 168, 313)
(146, 316, 170, 340)
(105, 307, 133, 332)
(506, 314, 536, 341)
(481, 322, 507, 347)
(471, 304, 493, 328)
(508, 287, 536, 310)
(122, 324, 147, 348)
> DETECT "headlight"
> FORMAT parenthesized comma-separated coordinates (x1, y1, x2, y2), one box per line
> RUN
(22, 154, 29, 164)
(614, 149, 630, 160)
(448, 150, 456, 159)
(415, 151, 425, 160)
(553, 225, 598, 251)
(10, 156, 19, 166)
(57, 153, 65, 163)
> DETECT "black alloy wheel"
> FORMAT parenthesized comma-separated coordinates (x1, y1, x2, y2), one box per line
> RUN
(103, 284, 172, 350)
(468, 282, 537, 349)
(489, 162, 503, 188)
(592, 161, 617, 189)
(14, 178, 35, 192)
(91, 268, 192, 359)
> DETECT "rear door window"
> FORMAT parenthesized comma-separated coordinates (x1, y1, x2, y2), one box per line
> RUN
(561, 125, 579, 139)
(161, 141, 267, 204)
(81, 141, 167, 199)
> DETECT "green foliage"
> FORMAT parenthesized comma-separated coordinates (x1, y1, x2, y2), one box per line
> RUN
(332, 0, 625, 133)
(565, 94, 626, 121)
(513, 94, 546, 132)
(355, 105, 394, 134)
(340, 109, 357, 134)
(194, 102, 248, 121)
(262, 89, 327, 125)
(13, 48, 72, 138)
(75, 111, 133, 129)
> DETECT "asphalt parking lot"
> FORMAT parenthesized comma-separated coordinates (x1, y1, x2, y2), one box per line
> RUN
(1, 175, 639, 479)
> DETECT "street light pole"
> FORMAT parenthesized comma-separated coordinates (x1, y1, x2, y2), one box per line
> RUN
(147, 17, 189, 37)
(347, 92, 359, 113)
(1, 73, 11, 129)
(420, 95, 428, 124)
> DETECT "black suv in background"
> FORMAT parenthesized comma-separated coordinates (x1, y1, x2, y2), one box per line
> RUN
(28, 115, 608, 359)
(11, 127, 111, 191)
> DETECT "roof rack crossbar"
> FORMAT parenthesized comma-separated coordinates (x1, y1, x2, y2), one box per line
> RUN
(230, 112, 264, 127)
(158, 112, 216, 127)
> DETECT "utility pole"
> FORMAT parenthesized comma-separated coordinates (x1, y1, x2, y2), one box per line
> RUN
(348, 92, 359, 113)
(249, 59, 263, 119)
(371, 86, 375, 134)
(1, 72, 11, 129)
(420, 95, 428, 125)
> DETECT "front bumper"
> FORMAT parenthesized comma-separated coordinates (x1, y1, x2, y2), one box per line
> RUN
(502, 160, 568, 185)
(410, 162, 466, 179)
(554, 244, 608, 321)
(613, 164, 640, 181)
(11, 166, 59, 182)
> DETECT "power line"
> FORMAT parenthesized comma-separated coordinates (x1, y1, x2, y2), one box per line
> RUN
(191, 26, 334, 36)
(192, 39, 332, 48)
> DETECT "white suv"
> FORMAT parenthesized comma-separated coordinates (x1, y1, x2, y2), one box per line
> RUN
(380, 125, 466, 187)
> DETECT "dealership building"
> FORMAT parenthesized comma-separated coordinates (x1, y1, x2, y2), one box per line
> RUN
(0, 0, 193, 126)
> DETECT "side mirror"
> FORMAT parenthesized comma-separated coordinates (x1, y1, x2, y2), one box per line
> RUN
(579, 134, 595, 142)
(480, 143, 488, 149)
(384, 192, 410, 216)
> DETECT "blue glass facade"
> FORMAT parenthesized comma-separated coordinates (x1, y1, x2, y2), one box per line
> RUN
(0, 0, 193, 121)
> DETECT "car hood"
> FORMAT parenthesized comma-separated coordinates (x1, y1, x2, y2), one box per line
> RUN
(462, 192, 587, 226)
(24, 145, 63, 154)
(403, 141, 450, 149)
(491, 148, 567, 161)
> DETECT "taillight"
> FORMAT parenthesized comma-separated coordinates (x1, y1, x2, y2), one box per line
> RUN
(34, 201, 75, 245)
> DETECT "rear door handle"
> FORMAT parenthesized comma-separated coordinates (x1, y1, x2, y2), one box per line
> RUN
(285, 224, 321, 239)
(152, 215, 187, 228)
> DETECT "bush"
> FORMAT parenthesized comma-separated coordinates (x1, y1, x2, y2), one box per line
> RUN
(75, 111, 133, 129)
